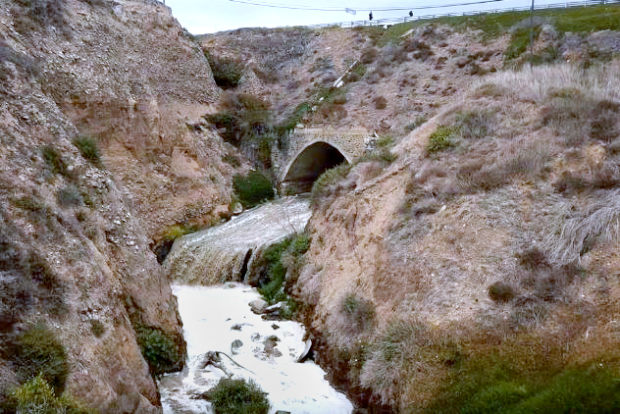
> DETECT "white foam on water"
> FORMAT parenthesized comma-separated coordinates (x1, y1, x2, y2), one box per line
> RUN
(159, 284, 353, 414)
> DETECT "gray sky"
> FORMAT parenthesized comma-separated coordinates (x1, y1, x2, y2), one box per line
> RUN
(165, 0, 566, 34)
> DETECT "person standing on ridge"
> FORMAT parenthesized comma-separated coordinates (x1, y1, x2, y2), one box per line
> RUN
(369, 11, 373, 21)
(409, 10, 413, 17)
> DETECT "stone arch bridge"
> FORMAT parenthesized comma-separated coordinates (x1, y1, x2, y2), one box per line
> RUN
(273, 127, 371, 194)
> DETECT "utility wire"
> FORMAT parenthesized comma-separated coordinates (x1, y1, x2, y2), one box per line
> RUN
(227, 0, 507, 12)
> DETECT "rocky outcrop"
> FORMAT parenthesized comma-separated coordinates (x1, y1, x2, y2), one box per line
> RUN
(0, 0, 239, 410)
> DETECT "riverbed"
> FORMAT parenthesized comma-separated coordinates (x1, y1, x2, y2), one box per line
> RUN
(159, 284, 353, 413)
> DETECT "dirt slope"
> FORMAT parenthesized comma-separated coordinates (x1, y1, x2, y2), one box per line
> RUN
(0, 0, 240, 410)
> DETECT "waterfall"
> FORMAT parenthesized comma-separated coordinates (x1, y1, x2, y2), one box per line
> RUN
(164, 195, 311, 285)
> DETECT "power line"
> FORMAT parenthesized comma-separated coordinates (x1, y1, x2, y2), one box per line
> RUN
(227, 0, 508, 12)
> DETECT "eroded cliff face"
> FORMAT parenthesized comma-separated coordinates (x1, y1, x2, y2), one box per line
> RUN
(0, 0, 239, 410)
(293, 64, 620, 411)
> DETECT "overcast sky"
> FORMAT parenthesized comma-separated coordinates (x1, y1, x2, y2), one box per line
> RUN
(165, 0, 567, 34)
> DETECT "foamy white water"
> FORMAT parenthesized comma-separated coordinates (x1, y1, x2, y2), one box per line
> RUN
(159, 284, 353, 414)
(164, 196, 312, 285)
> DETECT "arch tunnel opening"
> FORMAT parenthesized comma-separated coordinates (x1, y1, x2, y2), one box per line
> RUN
(282, 142, 348, 194)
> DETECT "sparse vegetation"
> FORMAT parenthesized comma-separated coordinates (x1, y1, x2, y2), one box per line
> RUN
(404, 116, 427, 133)
(360, 47, 378, 64)
(453, 110, 495, 140)
(206, 93, 272, 146)
(310, 163, 352, 208)
(73, 136, 102, 167)
(13, 323, 69, 394)
(203, 378, 269, 414)
(57, 185, 83, 207)
(232, 170, 274, 209)
(222, 153, 242, 168)
(42, 145, 69, 176)
(275, 101, 312, 138)
(12, 196, 46, 213)
(342, 293, 376, 333)
(136, 326, 182, 376)
(204, 50, 244, 89)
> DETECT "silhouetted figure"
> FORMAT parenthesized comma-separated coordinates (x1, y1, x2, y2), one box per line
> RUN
(369, 11, 373, 21)
(409, 11, 413, 17)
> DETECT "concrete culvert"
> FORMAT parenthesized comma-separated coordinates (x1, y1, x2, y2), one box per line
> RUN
(282, 141, 348, 194)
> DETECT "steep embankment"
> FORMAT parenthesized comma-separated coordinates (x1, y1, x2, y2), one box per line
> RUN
(297, 63, 620, 411)
(0, 0, 240, 410)
(203, 5, 620, 137)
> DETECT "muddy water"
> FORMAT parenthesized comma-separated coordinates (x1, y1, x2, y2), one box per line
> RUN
(159, 196, 353, 413)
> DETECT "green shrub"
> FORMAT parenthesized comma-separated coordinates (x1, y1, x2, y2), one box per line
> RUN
(204, 378, 270, 414)
(14, 323, 69, 394)
(233, 170, 274, 209)
(73, 136, 102, 167)
(426, 126, 457, 154)
(256, 233, 310, 309)
(10, 374, 93, 414)
(289, 233, 310, 256)
(257, 239, 292, 304)
(204, 50, 244, 89)
(136, 326, 182, 376)
(342, 293, 376, 333)
(42, 145, 69, 176)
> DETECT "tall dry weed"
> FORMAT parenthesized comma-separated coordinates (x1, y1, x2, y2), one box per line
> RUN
(545, 189, 620, 264)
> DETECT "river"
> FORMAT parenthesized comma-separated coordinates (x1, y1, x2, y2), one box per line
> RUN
(159, 196, 353, 413)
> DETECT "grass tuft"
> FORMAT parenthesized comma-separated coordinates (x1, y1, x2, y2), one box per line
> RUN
(426, 126, 457, 154)
(342, 293, 376, 333)
(73, 136, 102, 167)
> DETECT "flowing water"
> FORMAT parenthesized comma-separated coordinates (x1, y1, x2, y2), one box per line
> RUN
(164, 195, 312, 285)
(159, 196, 353, 413)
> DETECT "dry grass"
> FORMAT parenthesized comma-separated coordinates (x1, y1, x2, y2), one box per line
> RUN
(545, 189, 620, 265)
(477, 62, 620, 103)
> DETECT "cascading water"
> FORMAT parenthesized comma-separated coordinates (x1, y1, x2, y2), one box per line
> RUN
(159, 196, 353, 413)
(164, 195, 312, 285)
